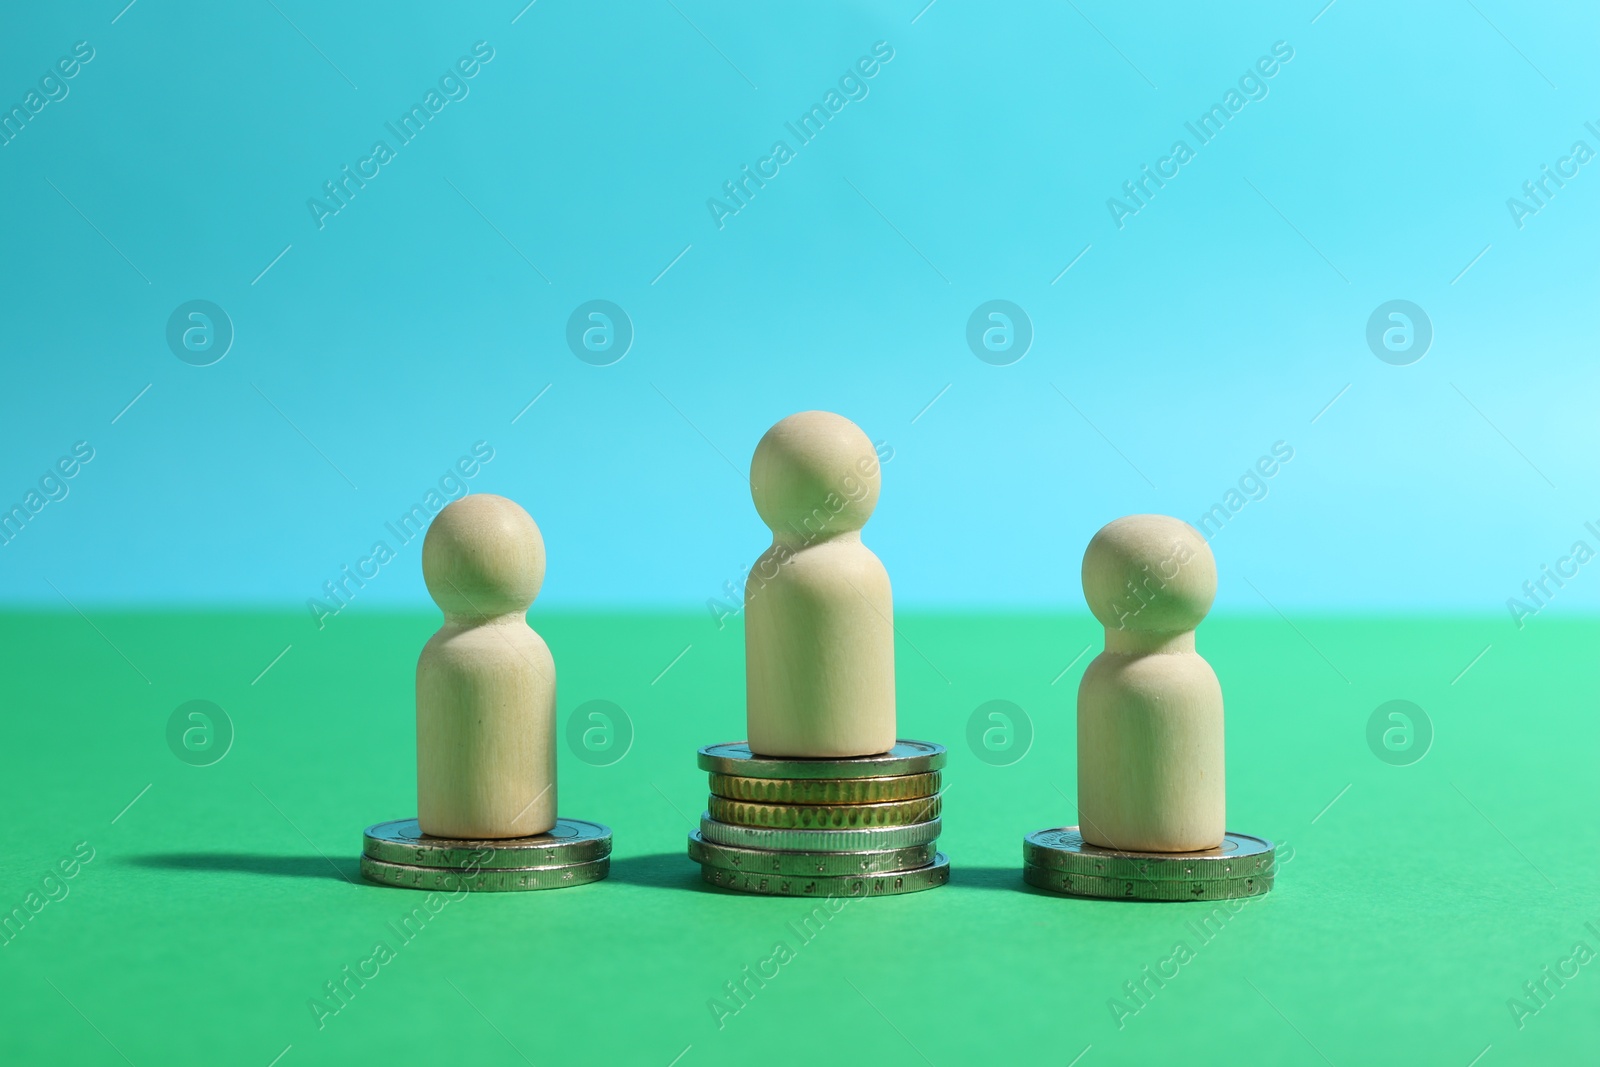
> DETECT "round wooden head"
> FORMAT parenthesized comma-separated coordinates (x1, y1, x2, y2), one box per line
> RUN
(750, 411, 881, 540)
(1082, 515, 1215, 633)
(422, 494, 545, 618)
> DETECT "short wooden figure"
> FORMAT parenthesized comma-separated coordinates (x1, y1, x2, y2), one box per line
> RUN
(1077, 514, 1225, 852)
(416, 494, 556, 839)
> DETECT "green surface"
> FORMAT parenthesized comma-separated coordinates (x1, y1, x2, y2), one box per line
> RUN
(1, 610, 1596, 1066)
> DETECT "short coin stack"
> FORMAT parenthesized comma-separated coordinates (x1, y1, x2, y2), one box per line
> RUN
(362, 817, 612, 892)
(1022, 827, 1275, 901)
(688, 740, 948, 897)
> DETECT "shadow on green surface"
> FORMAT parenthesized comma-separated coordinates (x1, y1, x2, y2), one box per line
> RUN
(951, 865, 1056, 896)
(607, 852, 704, 891)
(125, 852, 362, 883)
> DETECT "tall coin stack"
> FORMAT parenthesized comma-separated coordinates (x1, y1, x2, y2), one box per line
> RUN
(687, 741, 949, 897)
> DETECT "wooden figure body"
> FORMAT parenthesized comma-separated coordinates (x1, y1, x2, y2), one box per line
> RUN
(416, 494, 556, 839)
(1077, 514, 1224, 852)
(745, 411, 895, 758)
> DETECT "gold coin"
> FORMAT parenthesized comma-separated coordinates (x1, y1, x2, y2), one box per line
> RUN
(708, 794, 942, 829)
(708, 771, 940, 805)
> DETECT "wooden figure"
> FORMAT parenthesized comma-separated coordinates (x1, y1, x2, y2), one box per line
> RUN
(1077, 514, 1225, 852)
(745, 411, 895, 758)
(416, 494, 556, 839)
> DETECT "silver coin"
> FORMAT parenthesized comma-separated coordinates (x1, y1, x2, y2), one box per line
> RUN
(1022, 826, 1276, 901)
(697, 740, 947, 780)
(362, 817, 611, 870)
(687, 831, 937, 876)
(360, 854, 609, 892)
(1023, 863, 1273, 902)
(700, 813, 941, 852)
(700, 853, 950, 897)
(1024, 827, 1275, 878)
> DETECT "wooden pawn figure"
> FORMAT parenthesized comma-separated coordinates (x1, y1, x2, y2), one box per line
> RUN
(1077, 515, 1224, 852)
(416, 494, 556, 839)
(745, 411, 895, 758)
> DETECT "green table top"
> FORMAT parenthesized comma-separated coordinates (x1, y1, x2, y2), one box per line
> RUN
(1, 611, 1594, 1065)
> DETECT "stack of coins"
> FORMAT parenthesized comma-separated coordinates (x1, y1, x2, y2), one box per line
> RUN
(688, 740, 949, 897)
(1022, 827, 1276, 901)
(361, 817, 611, 892)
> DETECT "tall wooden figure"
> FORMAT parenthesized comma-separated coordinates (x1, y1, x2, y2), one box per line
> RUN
(416, 493, 556, 839)
(745, 411, 895, 758)
(1077, 514, 1225, 852)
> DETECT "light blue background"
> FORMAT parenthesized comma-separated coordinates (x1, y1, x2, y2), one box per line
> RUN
(2, 0, 1596, 623)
